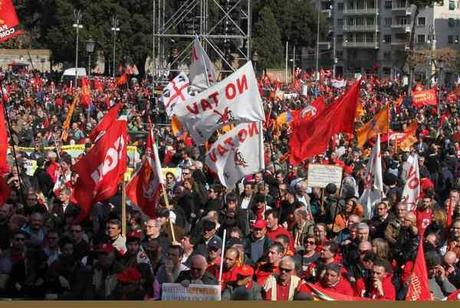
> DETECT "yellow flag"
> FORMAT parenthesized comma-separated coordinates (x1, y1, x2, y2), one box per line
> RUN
(61, 96, 78, 142)
(355, 99, 365, 120)
(357, 104, 389, 148)
(398, 122, 418, 152)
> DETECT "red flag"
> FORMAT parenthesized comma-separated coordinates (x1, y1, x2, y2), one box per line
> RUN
(0, 176, 10, 206)
(291, 96, 326, 123)
(289, 81, 360, 165)
(0, 102, 9, 175)
(0, 0, 23, 43)
(116, 73, 128, 86)
(447, 290, 460, 301)
(80, 77, 91, 108)
(88, 103, 122, 142)
(93, 78, 104, 92)
(73, 120, 128, 222)
(302, 282, 367, 301)
(412, 89, 438, 108)
(405, 239, 432, 301)
(126, 128, 164, 218)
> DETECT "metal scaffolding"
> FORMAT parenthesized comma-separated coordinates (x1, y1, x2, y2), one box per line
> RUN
(151, 0, 251, 81)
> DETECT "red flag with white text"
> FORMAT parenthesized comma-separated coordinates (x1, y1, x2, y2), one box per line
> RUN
(88, 103, 122, 142)
(412, 89, 437, 108)
(406, 240, 432, 301)
(73, 120, 128, 222)
(0, 0, 23, 43)
(126, 128, 164, 218)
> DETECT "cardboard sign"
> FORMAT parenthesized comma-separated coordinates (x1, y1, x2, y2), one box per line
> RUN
(161, 283, 221, 301)
(307, 164, 343, 188)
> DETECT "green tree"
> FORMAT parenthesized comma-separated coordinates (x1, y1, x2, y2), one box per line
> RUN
(253, 6, 283, 69)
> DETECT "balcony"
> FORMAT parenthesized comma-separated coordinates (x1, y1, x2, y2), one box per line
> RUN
(392, 6, 411, 14)
(391, 24, 411, 32)
(390, 40, 408, 47)
(318, 41, 332, 50)
(343, 8, 379, 15)
(343, 24, 379, 32)
(321, 9, 332, 18)
(343, 41, 379, 49)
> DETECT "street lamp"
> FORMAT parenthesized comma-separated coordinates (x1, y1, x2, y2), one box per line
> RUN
(111, 16, 120, 78)
(73, 9, 83, 86)
(86, 38, 96, 76)
(252, 50, 259, 75)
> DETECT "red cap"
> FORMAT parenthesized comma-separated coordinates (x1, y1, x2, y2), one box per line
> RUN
(95, 243, 114, 254)
(343, 165, 353, 175)
(253, 220, 267, 230)
(127, 230, 142, 241)
(235, 264, 254, 277)
(117, 267, 141, 283)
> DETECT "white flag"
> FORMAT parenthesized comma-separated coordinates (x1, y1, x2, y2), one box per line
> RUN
(331, 79, 347, 89)
(401, 154, 420, 211)
(189, 36, 217, 91)
(175, 61, 265, 145)
(160, 72, 192, 117)
(205, 122, 265, 188)
(358, 134, 384, 219)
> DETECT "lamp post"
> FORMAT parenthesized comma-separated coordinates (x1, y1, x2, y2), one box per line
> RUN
(315, 0, 320, 81)
(73, 9, 83, 86)
(111, 16, 120, 78)
(252, 50, 259, 75)
(86, 38, 96, 77)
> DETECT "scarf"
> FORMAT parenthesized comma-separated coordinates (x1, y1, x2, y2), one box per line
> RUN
(264, 275, 301, 301)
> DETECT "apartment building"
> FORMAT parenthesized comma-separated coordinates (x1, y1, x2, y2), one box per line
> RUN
(305, 0, 460, 80)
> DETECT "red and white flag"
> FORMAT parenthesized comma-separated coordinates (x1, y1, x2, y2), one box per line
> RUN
(0, 0, 23, 43)
(358, 134, 384, 219)
(189, 36, 217, 91)
(0, 101, 9, 175)
(73, 120, 128, 221)
(88, 103, 122, 142)
(205, 122, 264, 188)
(401, 154, 421, 211)
(175, 61, 264, 145)
(406, 240, 432, 301)
(161, 72, 192, 117)
(126, 128, 164, 218)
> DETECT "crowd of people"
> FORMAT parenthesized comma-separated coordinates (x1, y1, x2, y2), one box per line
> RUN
(0, 67, 459, 300)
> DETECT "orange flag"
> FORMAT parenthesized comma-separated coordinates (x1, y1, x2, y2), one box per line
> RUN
(357, 104, 389, 148)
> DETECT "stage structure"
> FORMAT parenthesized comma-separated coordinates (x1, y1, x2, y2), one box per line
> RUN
(152, 0, 251, 80)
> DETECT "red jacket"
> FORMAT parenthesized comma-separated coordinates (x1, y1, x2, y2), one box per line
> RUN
(255, 263, 279, 286)
(314, 278, 354, 296)
(266, 226, 295, 252)
(355, 275, 396, 300)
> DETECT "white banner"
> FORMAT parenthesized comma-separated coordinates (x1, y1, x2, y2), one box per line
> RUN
(205, 122, 264, 188)
(189, 36, 217, 91)
(160, 72, 192, 117)
(358, 134, 385, 219)
(331, 79, 347, 88)
(307, 164, 343, 188)
(401, 154, 420, 211)
(175, 61, 264, 144)
(161, 283, 221, 301)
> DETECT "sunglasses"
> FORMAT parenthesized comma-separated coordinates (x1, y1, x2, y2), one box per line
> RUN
(71, 230, 82, 233)
(359, 250, 369, 254)
(279, 267, 293, 273)
(190, 267, 202, 271)
(306, 241, 316, 245)
(14, 238, 25, 242)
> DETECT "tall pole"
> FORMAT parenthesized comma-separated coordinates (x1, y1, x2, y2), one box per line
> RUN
(292, 45, 296, 81)
(333, 26, 337, 78)
(111, 16, 120, 78)
(152, 0, 156, 78)
(73, 10, 83, 86)
(315, 0, 320, 81)
(285, 41, 289, 84)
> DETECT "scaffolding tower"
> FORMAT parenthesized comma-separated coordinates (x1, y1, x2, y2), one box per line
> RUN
(151, 0, 252, 81)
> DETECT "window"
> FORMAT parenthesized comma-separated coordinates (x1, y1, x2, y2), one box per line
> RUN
(383, 52, 391, 60)
(449, 0, 455, 9)
(336, 51, 343, 58)
(418, 17, 426, 25)
(385, 0, 392, 8)
(417, 34, 425, 43)
(448, 35, 459, 43)
(384, 34, 392, 43)
(385, 18, 392, 26)
(337, 19, 344, 26)
(448, 18, 455, 26)
(337, 35, 343, 43)
(338, 3, 344, 10)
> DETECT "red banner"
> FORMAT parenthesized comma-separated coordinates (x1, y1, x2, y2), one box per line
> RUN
(412, 89, 438, 108)
(0, 0, 23, 43)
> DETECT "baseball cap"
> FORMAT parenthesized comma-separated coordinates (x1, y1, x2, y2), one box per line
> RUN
(94, 243, 114, 254)
(126, 230, 142, 242)
(235, 264, 254, 277)
(253, 194, 266, 203)
(207, 237, 222, 251)
(252, 219, 267, 230)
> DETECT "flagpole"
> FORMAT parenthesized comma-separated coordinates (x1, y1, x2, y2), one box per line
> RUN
(218, 229, 227, 283)
(121, 179, 127, 238)
(161, 184, 176, 243)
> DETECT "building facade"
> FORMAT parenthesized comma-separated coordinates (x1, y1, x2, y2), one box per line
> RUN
(304, 0, 460, 79)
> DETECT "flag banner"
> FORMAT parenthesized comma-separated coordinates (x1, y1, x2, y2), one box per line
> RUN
(303, 282, 367, 301)
(0, 0, 23, 43)
(61, 97, 78, 142)
(175, 61, 264, 145)
(406, 240, 432, 301)
(401, 154, 421, 211)
(412, 89, 438, 108)
(80, 77, 91, 108)
(161, 72, 192, 117)
(126, 128, 164, 218)
(73, 120, 128, 221)
(189, 36, 218, 91)
(88, 103, 122, 142)
(357, 104, 389, 148)
(289, 81, 360, 165)
(398, 121, 418, 152)
(331, 79, 347, 88)
(205, 122, 264, 188)
(358, 134, 384, 219)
